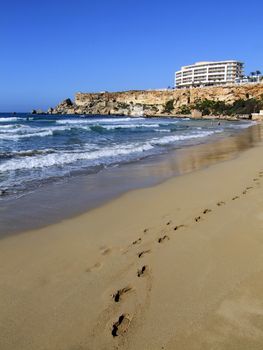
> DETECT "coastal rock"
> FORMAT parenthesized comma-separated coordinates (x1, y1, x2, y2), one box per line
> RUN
(47, 83, 263, 118)
(62, 98, 73, 107)
(31, 109, 45, 115)
(50, 98, 76, 114)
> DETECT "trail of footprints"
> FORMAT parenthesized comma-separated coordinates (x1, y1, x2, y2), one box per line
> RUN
(90, 171, 263, 339)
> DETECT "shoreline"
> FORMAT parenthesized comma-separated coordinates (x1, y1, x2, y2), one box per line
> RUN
(0, 123, 260, 236)
(32, 111, 250, 121)
(1, 124, 263, 348)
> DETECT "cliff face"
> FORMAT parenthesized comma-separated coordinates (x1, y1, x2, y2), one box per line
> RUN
(49, 84, 263, 116)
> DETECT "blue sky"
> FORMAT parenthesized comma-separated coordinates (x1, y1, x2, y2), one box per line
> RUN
(0, 0, 262, 112)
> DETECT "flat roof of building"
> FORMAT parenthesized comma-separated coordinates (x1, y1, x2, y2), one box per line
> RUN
(175, 60, 244, 74)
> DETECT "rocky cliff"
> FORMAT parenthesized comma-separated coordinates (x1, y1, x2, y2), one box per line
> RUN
(48, 84, 263, 117)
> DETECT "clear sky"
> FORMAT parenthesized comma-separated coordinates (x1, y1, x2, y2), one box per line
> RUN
(0, 0, 262, 112)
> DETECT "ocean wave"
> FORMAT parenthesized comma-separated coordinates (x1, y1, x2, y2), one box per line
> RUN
(227, 121, 256, 129)
(99, 123, 160, 130)
(0, 125, 77, 140)
(0, 125, 30, 134)
(0, 129, 222, 172)
(158, 121, 179, 126)
(0, 130, 53, 140)
(76, 123, 162, 133)
(154, 129, 170, 133)
(0, 143, 154, 172)
(150, 130, 217, 145)
(0, 124, 20, 129)
(56, 119, 93, 125)
(0, 122, 164, 139)
(56, 117, 145, 125)
(0, 149, 56, 159)
(0, 117, 22, 122)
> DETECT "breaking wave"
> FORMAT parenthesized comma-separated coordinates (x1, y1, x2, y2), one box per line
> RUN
(0, 143, 154, 172)
(0, 114, 255, 199)
(0, 130, 220, 172)
(0, 117, 23, 122)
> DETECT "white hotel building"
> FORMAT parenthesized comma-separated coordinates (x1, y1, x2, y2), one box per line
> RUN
(175, 60, 244, 88)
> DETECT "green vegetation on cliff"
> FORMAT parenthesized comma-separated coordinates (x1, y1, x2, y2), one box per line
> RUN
(163, 99, 174, 113)
(177, 95, 263, 116)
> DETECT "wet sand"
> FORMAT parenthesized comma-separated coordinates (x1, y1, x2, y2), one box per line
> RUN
(1, 126, 263, 349)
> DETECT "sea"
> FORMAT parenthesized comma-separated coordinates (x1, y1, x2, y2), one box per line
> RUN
(0, 113, 259, 234)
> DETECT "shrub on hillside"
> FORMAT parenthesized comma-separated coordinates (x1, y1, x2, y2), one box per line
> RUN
(188, 97, 263, 116)
(163, 100, 174, 114)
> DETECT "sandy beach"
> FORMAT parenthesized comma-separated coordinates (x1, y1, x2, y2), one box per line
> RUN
(1, 130, 263, 349)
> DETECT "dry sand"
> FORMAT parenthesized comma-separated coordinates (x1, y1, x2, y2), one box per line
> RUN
(1, 138, 263, 349)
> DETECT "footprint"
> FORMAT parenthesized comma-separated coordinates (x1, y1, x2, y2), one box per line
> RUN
(253, 178, 259, 182)
(246, 186, 253, 190)
(158, 235, 169, 243)
(143, 228, 149, 234)
(203, 208, 212, 214)
(242, 190, 247, 195)
(232, 196, 239, 201)
(101, 248, 111, 256)
(86, 262, 102, 272)
(166, 220, 172, 226)
(137, 265, 147, 277)
(112, 314, 131, 337)
(138, 250, 151, 258)
(132, 238, 142, 245)
(174, 224, 185, 231)
(113, 286, 132, 302)
(217, 201, 226, 206)
(195, 216, 201, 222)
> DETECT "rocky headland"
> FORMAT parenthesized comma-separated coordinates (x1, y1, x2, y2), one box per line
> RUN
(46, 84, 263, 118)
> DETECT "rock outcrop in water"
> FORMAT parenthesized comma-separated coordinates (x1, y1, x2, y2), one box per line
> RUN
(47, 84, 263, 117)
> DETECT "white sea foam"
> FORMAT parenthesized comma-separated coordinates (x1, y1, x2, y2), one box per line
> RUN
(227, 121, 257, 129)
(0, 117, 22, 122)
(0, 130, 53, 140)
(0, 143, 154, 172)
(0, 124, 77, 140)
(56, 119, 91, 125)
(0, 124, 19, 129)
(150, 130, 216, 145)
(154, 129, 170, 133)
(157, 121, 179, 126)
(0, 129, 222, 172)
(0, 125, 30, 134)
(56, 117, 145, 125)
(101, 123, 160, 130)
